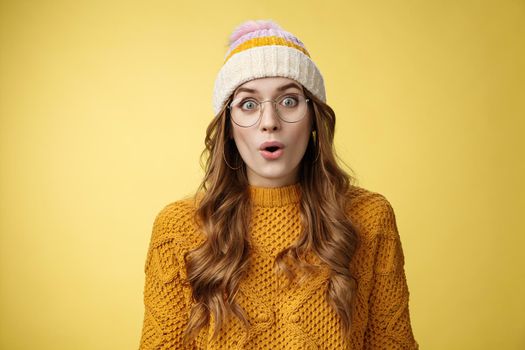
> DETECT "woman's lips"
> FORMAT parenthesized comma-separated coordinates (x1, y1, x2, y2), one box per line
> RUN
(260, 148, 284, 160)
(259, 140, 285, 160)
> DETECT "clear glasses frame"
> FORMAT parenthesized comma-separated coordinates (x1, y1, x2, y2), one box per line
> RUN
(227, 93, 310, 128)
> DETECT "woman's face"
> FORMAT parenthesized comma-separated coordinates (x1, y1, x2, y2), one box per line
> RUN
(229, 77, 312, 187)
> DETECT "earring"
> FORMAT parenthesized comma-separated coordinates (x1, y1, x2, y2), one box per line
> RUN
(314, 147, 320, 163)
(312, 131, 321, 163)
(222, 144, 243, 170)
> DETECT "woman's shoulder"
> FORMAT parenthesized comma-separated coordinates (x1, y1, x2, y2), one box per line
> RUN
(344, 184, 398, 240)
(143, 194, 204, 280)
(155, 195, 200, 224)
(148, 192, 204, 251)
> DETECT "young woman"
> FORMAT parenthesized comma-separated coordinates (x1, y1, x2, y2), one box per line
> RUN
(139, 19, 418, 349)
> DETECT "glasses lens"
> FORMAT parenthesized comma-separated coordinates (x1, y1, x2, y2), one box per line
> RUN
(229, 94, 309, 127)
(275, 94, 308, 123)
(229, 98, 260, 127)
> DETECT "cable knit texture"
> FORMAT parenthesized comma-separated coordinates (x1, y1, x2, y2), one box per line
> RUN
(139, 183, 418, 349)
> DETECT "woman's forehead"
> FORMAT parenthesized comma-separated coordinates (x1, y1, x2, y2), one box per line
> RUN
(234, 77, 304, 97)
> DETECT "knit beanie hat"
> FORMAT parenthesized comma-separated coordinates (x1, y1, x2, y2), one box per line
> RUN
(212, 19, 326, 115)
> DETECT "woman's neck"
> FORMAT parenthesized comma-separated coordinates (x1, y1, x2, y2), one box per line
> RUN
(248, 182, 301, 207)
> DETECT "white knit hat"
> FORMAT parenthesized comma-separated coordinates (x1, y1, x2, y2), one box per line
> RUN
(212, 19, 326, 116)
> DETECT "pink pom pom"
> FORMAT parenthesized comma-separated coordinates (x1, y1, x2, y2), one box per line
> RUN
(229, 19, 283, 45)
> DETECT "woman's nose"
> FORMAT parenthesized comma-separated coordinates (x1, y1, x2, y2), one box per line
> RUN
(258, 101, 281, 131)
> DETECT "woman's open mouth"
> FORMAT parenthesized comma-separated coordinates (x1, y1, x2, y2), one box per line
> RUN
(260, 148, 283, 160)
(259, 142, 285, 160)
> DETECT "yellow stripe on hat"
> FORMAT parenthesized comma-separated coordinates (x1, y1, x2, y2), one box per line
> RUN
(224, 36, 311, 64)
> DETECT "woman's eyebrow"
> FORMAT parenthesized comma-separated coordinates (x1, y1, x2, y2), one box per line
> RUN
(276, 82, 303, 92)
(234, 82, 303, 96)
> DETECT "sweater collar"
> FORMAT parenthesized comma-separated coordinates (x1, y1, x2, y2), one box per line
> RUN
(249, 182, 301, 207)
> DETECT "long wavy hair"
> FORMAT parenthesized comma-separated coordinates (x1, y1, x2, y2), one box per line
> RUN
(183, 86, 361, 343)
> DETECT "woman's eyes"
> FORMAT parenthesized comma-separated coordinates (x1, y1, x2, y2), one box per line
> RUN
(241, 100, 257, 110)
(240, 96, 299, 110)
(281, 96, 298, 107)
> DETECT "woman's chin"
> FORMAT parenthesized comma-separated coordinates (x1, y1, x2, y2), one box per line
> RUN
(246, 166, 298, 187)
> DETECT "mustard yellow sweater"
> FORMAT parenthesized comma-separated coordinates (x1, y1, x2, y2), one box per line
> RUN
(139, 183, 418, 349)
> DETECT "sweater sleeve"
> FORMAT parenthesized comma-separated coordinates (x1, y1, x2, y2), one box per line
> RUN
(364, 196, 419, 349)
(138, 204, 195, 349)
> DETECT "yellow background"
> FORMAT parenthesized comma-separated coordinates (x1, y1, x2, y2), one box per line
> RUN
(1, 0, 523, 349)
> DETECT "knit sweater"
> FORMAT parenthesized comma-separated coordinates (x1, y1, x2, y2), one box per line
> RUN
(138, 183, 418, 349)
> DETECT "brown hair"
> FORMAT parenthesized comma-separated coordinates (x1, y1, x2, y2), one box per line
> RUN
(183, 87, 361, 343)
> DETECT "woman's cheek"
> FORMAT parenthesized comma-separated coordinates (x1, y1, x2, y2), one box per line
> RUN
(232, 130, 254, 163)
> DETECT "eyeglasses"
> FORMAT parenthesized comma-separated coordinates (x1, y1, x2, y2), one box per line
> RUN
(228, 93, 310, 128)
